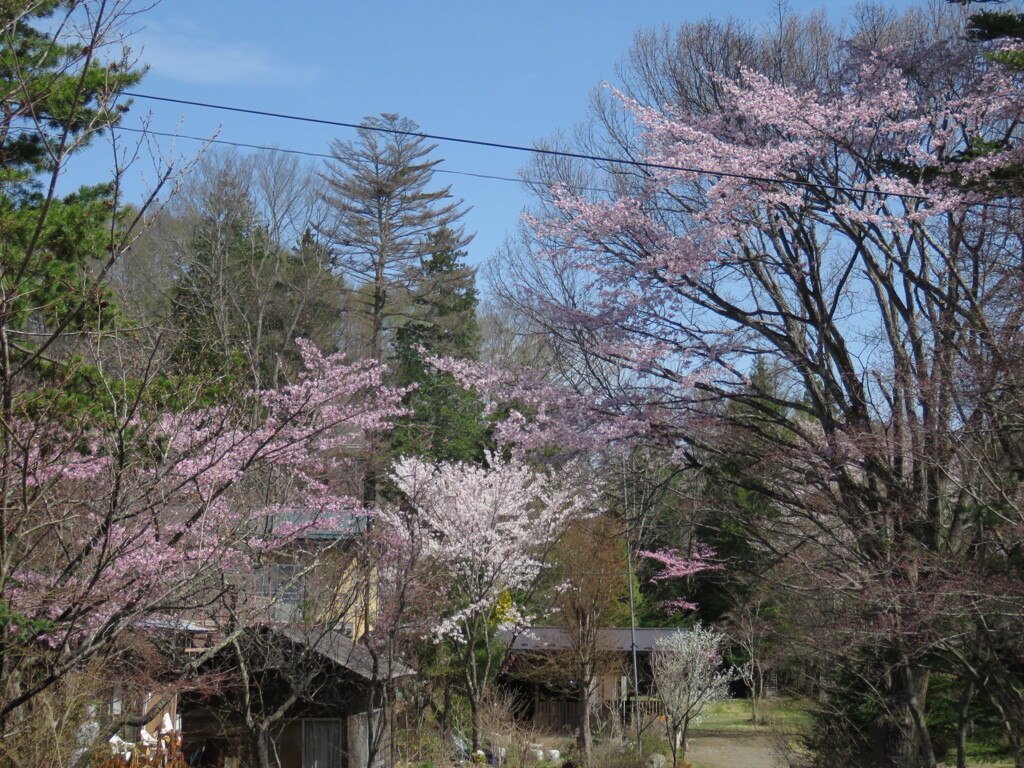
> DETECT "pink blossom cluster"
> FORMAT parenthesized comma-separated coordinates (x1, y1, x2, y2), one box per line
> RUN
(4, 341, 407, 648)
(527, 54, 1024, 397)
(638, 547, 720, 613)
(429, 354, 673, 456)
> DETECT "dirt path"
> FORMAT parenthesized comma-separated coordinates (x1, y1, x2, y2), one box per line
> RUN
(685, 730, 786, 768)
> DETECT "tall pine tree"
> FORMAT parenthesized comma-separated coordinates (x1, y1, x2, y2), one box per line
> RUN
(389, 227, 489, 464)
(318, 114, 470, 360)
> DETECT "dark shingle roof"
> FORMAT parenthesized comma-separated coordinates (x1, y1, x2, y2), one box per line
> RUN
(277, 626, 414, 682)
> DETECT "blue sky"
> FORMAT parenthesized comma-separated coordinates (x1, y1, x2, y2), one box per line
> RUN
(86, 0, 919, 270)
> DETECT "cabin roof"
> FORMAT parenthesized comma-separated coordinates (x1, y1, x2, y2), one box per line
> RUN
(277, 626, 415, 682)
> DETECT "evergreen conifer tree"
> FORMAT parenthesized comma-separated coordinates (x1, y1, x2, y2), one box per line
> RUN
(318, 114, 470, 360)
(389, 227, 489, 464)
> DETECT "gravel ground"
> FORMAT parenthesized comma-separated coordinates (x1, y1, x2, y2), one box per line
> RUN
(685, 730, 788, 768)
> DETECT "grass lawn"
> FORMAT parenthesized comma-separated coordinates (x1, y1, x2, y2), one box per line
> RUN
(937, 742, 1015, 768)
(687, 699, 1016, 768)
(691, 697, 812, 734)
(673, 698, 811, 768)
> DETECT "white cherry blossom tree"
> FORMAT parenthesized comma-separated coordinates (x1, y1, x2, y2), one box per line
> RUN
(386, 452, 592, 749)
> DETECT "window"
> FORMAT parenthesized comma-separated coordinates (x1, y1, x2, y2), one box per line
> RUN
(302, 719, 345, 768)
(254, 562, 305, 602)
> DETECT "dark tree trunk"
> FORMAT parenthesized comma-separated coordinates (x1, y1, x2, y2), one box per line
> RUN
(469, 692, 482, 752)
(252, 725, 272, 768)
(577, 669, 595, 766)
(872, 666, 937, 768)
(957, 679, 973, 768)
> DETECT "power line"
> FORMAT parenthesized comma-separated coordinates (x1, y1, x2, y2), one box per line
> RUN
(116, 124, 1021, 215)
(117, 127, 524, 184)
(114, 125, 617, 196)
(123, 91, 939, 203)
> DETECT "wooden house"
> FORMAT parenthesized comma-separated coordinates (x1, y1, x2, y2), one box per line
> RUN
(181, 626, 412, 768)
(498, 627, 682, 734)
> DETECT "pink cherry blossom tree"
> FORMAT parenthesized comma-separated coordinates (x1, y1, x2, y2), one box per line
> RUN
(384, 451, 593, 750)
(0, 340, 407, 739)
(514, 33, 1024, 768)
(0, 0, 409, 758)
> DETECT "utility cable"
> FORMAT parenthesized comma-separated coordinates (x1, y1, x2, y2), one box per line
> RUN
(114, 125, 618, 196)
(116, 124, 1022, 215)
(124, 91, 942, 203)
